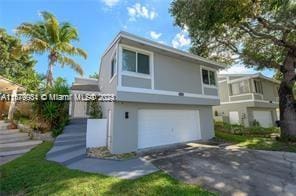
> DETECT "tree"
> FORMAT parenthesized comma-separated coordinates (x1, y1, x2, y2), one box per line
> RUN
(89, 72, 99, 79)
(0, 29, 41, 92)
(16, 11, 87, 86)
(274, 71, 296, 99)
(170, 0, 296, 139)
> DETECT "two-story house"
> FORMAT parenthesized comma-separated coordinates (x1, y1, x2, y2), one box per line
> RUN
(214, 73, 280, 128)
(98, 31, 224, 154)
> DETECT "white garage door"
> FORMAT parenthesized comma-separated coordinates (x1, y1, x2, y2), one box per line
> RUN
(138, 109, 201, 149)
(253, 111, 273, 128)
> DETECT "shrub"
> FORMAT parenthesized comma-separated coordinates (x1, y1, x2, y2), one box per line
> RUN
(87, 100, 102, 119)
(252, 120, 260, 127)
(32, 77, 70, 136)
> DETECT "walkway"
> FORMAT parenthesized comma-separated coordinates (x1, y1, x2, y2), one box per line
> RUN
(0, 121, 42, 165)
(46, 118, 158, 179)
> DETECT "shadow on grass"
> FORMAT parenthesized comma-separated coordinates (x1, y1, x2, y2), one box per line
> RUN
(0, 142, 212, 195)
(215, 131, 296, 152)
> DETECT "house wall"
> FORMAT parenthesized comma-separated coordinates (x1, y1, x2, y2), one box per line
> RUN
(111, 102, 214, 154)
(213, 103, 250, 126)
(116, 91, 219, 105)
(122, 75, 151, 89)
(218, 81, 229, 102)
(261, 79, 279, 102)
(117, 40, 219, 104)
(153, 53, 203, 94)
(230, 94, 253, 101)
(98, 42, 119, 151)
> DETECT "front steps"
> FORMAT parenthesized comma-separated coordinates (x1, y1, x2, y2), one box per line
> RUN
(0, 121, 42, 165)
(46, 119, 87, 165)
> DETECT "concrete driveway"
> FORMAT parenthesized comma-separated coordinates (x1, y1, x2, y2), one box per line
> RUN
(144, 145, 296, 196)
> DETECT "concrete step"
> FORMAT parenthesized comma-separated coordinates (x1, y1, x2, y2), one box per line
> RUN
(54, 139, 86, 146)
(0, 129, 20, 135)
(0, 144, 37, 153)
(55, 135, 86, 142)
(0, 146, 35, 156)
(0, 132, 29, 141)
(0, 135, 30, 144)
(47, 143, 86, 158)
(0, 140, 42, 148)
(0, 124, 9, 130)
(46, 148, 86, 165)
(63, 128, 86, 134)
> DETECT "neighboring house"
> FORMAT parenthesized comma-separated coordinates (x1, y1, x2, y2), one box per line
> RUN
(69, 77, 100, 118)
(213, 73, 280, 128)
(0, 76, 26, 120)
(98, 31, 224, 154)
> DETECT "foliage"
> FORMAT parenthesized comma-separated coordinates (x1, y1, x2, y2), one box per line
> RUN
(274, 70, 296, 97)
(215, 121, 279, 136)
(170, 0, 296, 137)
(0, 29, 41, 92)
(16, 11, 87, 86)
(215, 130, 296, 152)
(87, 100, 102, 119)
(0, 142, 212, 195)
(251, 120, 260, 127)
(89, 72, 99, 79)
(170, 0, 296, 69)
(32, 77, 70, 135)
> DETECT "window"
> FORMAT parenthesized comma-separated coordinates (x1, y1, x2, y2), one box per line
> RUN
(254, 80, 263, 94)
(110, 54, 116, 79)
(202, 69, 216, 86)
(122, 48, 150, 74)
(231, 80, 249, 95)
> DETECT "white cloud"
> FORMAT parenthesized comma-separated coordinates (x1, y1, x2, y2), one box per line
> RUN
(219, 64, 255, 74)
(127, 3, 157, 21)
(101, 0, 120, 7)
(150, 31, 162, 40)
(171, 28, 191, 49)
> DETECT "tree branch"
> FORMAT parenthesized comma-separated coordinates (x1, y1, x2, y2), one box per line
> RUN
(240, 23, 296, 50)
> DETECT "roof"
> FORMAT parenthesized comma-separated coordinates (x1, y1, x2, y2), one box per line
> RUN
(0, 75, 26, 92)
(102, 31, 225, 69)
(71, 84, 100, 92)
(218, 73, 280, 84)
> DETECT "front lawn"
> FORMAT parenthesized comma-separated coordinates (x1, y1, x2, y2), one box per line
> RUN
(0, 142, 212, 196)
(215, 131, 296, 153)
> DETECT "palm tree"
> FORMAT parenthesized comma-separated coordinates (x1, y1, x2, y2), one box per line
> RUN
(16, 11, 87, 86)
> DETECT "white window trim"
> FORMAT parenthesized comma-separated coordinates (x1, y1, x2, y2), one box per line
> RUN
(200, 66, 218, 94)
(120, 44, 153, 75)
(118, 44, 154, 89)
(109, 46, 118, 84)
(230, 80, 250, 96)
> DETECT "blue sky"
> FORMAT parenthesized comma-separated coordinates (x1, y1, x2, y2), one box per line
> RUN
(0, 0, 274, 84)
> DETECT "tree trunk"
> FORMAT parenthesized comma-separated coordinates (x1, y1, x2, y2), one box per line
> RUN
(46, 52, 56, 86)
(279, 49, 296, 139)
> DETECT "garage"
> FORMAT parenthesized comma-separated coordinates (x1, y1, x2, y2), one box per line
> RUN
(253, 110, 273, 128)
(138, 109, 201, 149)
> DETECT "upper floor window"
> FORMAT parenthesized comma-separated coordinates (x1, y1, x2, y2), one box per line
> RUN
(202, 69, 216, 86)
(111, 54, 116, 79)
(122, 49, 150, 74)
(231, 80, 249, 95)
(254, 80, 263, 94)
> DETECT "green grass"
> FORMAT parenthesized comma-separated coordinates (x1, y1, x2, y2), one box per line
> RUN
(215, 131, 296, 152)
(0, 142, 213, 196)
